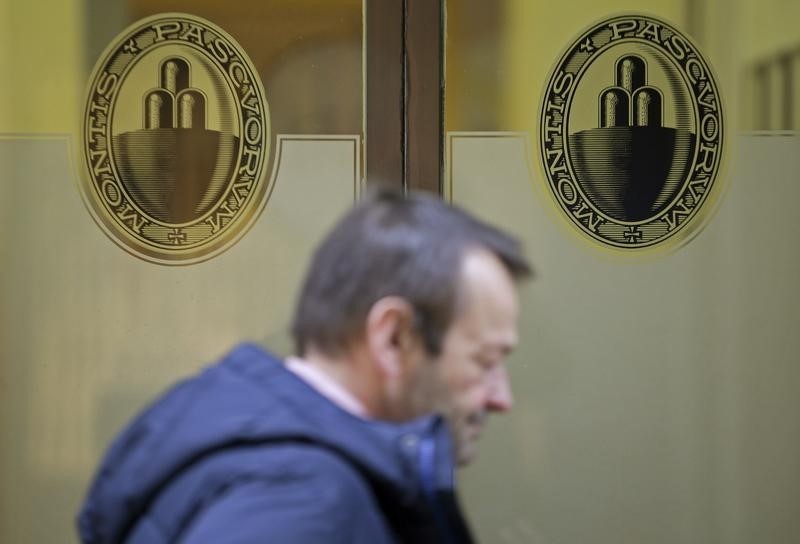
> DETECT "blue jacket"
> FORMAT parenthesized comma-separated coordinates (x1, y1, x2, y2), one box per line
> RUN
(78, 343, 474, 543)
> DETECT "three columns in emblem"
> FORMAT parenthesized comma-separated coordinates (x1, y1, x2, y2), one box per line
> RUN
(144, 58, 206, 130)
(601, 55, 662, 128)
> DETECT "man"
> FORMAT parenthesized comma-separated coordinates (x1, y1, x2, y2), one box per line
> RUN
(78, 187, 532, 543)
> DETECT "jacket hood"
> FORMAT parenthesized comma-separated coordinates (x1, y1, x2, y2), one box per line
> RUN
(77, 343, 459, 543)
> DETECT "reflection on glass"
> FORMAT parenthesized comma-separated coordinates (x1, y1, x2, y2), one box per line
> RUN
(2, 0, 363, 135)
(446, 0, 800, 133)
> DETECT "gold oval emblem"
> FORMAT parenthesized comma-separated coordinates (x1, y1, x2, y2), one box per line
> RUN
(539, 15, 724, 251)
(81, 13, 271, 264)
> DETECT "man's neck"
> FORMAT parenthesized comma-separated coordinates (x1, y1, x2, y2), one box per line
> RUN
(287, 348, 380, 418)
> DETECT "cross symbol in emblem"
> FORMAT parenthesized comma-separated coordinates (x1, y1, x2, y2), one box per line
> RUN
(579, 38, 595, 54)
(168, 228, 187, 245)
(623, 226, 642, 243)
(123, 39, 139, 55)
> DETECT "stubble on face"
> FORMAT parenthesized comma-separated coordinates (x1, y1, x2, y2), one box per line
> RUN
(411, 249, 520, 466)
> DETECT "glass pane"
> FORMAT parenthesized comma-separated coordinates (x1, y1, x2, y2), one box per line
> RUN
(446, 1, 800, 543)
(0, 1, 362, 541)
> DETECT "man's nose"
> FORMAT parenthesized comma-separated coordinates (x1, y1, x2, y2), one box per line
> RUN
(486, 365, 513, 412)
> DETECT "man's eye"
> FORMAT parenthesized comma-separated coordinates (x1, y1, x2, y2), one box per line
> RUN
(474, 356, 495, 369)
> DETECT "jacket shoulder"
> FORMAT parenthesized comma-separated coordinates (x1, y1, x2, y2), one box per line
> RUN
(168, 443, 396, 544)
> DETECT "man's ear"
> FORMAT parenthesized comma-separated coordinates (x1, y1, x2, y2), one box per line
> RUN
(364, 296, 418, 378)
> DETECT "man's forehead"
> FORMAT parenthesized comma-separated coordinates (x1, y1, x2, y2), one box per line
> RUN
(452, 249, 520, 339)
(458, 250, 518, 310)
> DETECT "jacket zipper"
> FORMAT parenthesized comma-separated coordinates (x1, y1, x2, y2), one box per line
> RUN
(418, 436, 454, 544)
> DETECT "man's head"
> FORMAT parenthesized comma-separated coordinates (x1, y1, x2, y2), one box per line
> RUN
(291, 187, 532, 465)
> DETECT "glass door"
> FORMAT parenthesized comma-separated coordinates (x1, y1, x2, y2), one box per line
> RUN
(1, 1, 363, 541)
(445, 1, 800, 543)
